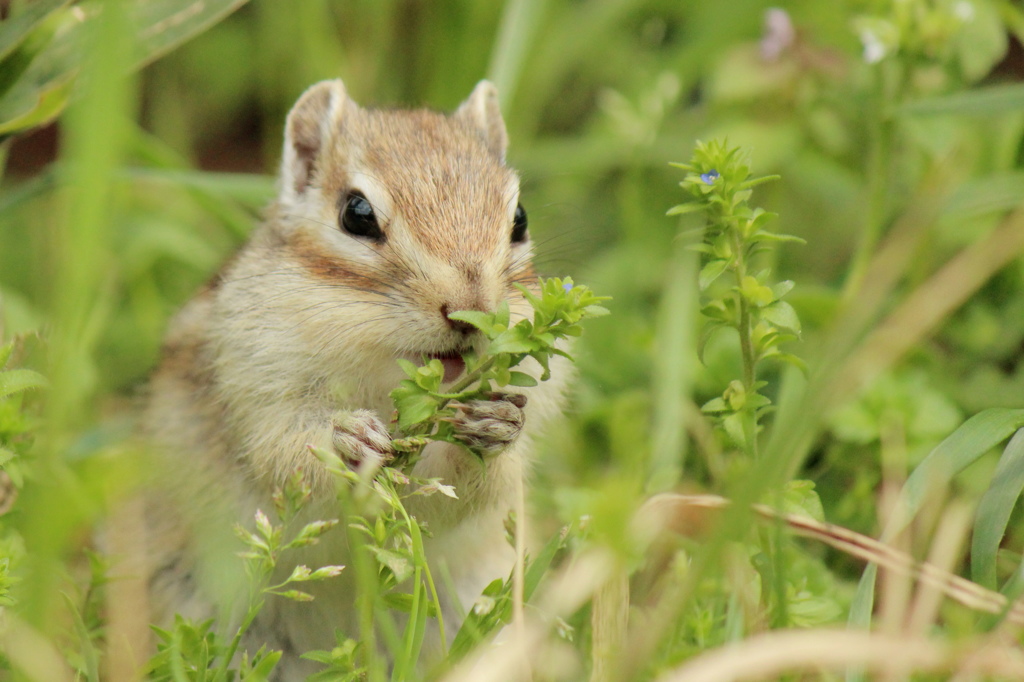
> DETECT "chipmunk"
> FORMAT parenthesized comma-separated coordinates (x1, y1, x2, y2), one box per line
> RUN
(138, 79, 570, 680)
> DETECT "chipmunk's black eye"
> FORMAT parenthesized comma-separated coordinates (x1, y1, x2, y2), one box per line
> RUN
(340, 192, 383, 241)
(511, 203, 528, 243)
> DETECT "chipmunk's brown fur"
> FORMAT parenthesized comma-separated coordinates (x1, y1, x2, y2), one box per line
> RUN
(137, 80, 569, 680)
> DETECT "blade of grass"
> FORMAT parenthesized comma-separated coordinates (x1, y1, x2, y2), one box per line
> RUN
(971, 428, 1024, 589)
(0, 0, 69, 63)
(647, 236, 698, 491)
(885, 409, 1024, 541)
(898, 83, 1024, 117)
(944, 172, 1024, 218)
(132, 0, 251, 69)
(486, 0, 547, 110)
(654, 629, 1024, 682)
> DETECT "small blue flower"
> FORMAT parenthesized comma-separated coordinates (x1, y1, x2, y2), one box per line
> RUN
(700, 170, 720, 184)
(562, 282, 573, 293)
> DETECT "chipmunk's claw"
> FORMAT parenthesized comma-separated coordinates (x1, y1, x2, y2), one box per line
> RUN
(449, 392, 526, 458)
(331, 409, 395, 470)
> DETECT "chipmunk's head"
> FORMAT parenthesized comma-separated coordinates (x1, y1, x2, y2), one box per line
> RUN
(271, 79, 534, 381)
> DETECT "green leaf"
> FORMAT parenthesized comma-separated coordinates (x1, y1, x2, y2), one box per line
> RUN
(944, 172, 1024, 218)
(0, 0, 69, 64)
(752, 230, 806, 245)
(770, 280, 795, 301)
(507, 372, 537, 387)
(132, 0, 252, 69)
(698, 259, 730, 291)
(781, 479, 825, 522)
(0, 72, 72, 136)
(271, 589, 313, 602)
(701, 397, 728, 414)
(737, 174, 781, 190)
(0, 342, 12, 369)
(0, 368, 47, 399)
(885, 408, 1024, 541)
(381, 592, 439, 617)
(447, 310, 494, 334)
(666, 202, 705, 216)
(395, 358, 419, 379)
(767, 352, 808, 374)
(242, 650, 282, 681)
(489, 331, 535, 354)
(971, 429, 1024, 589)
(392, 386, 438, 431)
(449, 578, 507, 660)
(367, 546, 413, 583)
(760, 301, 801, 334)
(899, 83, 1024, 118)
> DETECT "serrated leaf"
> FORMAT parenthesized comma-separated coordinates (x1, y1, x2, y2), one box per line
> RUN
(0, 368, 47, 400)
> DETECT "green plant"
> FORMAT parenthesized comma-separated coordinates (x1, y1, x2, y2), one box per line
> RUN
(669, 139, 802, 459)
(390, 277, 609, 463)
(147, 470, 344, 682)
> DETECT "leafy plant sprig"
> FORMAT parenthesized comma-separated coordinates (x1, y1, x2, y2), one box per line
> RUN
(148, 469, 344, 682)
(389, 277, 609, 463)
(668, 140, 803, 457)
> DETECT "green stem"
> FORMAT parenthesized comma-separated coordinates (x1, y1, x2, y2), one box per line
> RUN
(216, 598, 264, 681)
(447, 356, 497, 396)
(731, 227, 760, 460)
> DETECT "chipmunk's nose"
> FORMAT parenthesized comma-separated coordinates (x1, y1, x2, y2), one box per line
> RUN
(440, 302, 479, 335)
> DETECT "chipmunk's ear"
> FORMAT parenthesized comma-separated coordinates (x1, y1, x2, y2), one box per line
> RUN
(455, 80, 508, 160)
(282, 79, 354, 199)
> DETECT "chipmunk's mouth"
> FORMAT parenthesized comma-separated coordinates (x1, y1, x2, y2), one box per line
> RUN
(427, 351, 466, 384)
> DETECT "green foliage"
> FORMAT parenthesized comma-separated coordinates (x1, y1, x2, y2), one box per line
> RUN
(3, 0, 1024, 679)
(391, 277, 609, 462)
(0, 0, 253, 143)
(147, 470, 344, 682)
(671, 140, 802, 456)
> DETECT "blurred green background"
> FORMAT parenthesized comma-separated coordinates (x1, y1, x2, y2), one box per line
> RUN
(4, 0, 1024, 535)
(2, 0, 1024, 675)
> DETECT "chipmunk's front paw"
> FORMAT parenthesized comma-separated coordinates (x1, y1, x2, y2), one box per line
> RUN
(449, 392, 527, 458)
(331, 409, 395, 470)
